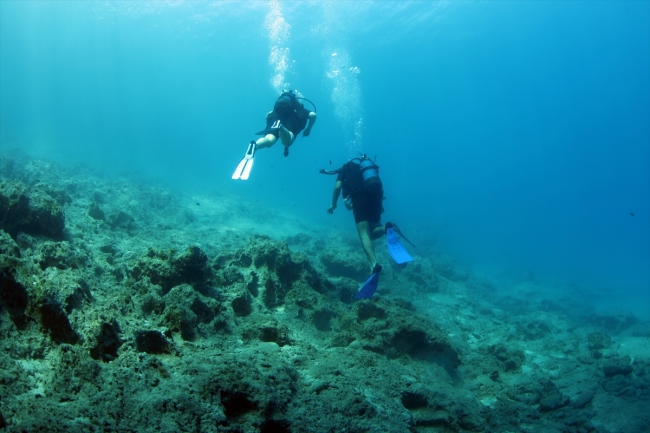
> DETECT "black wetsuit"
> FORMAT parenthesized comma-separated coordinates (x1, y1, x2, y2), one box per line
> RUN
(337, 161, 383, 224)
(264, 98, 310, 137)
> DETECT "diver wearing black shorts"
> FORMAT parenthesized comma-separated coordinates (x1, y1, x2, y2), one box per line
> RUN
(346, 186, 383, 225)
(254, 90, 317, 156)
(326, 156, 385, 273)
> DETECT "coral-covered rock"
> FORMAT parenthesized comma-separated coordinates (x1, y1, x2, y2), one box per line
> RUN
(3, 157, 649, 433)
(588, 309, 639, 334)
(517, 319, 553, 341)
(433, 255, 469, 282)
(130, 246, 212, 295)
(34, 240, 90, 271)
(31, 297, 80, 344)
(603, 359, 634, 377)
(241, 319, 291, 346)
(108, 210, 134, 230)
(538, 379, 570, 412)
(0, 271, 29, 330)
(160, 284, 200, 341)
(587, 331, 611, 358)
(487, 343, 526, 372)
(0, 181, 65, 239)
(0, 231, 29, 329)
(87, 202, 105, 221)
(135, 330, 171, 354)
(25, 266, 92, 344)
(89, 319, 123, 362)
(347, 299, 461, 371)
(571, 389, 595, 408)
(320, 246, 367, 280)
(231, 291, 252, 317)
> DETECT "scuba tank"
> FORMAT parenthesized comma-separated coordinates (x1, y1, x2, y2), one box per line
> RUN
(359, 155, 381, 189)
(319, 154, 381, 193)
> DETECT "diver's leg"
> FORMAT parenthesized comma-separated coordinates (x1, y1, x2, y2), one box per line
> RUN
(279, 126, 295, 146)
(368, 191, 385, 240)
(356, 221, 378, 271)
(370, 222, 385, 240)
(255, 134, 278, 149)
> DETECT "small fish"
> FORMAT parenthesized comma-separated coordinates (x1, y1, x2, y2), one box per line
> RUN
(329, 160, 332, 165)
(196, 203, 200, 206)
(631, 213, 635, 216)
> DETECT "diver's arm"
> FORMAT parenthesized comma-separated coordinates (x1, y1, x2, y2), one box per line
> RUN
(265, 111, 273, 120)
(327, 180, 342, 214)
(303, 111, 317, 137)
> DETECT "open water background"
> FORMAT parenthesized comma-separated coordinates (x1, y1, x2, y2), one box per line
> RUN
(1, 1, 648, 318)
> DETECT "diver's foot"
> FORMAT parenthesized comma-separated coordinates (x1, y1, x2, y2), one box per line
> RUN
(372, 263, 382, 274)
(283, 146, 289, 157)
(247, 141, 256, 156)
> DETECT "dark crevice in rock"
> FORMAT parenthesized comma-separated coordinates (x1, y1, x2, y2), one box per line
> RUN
(231, 293, 252, 317)
(90, 320, 123, 362)
(135, 330, 171, 354)
(313, 309, 335, 332)
(142, 295, 165, 316)
(357, 303, 387, 321)
(388, 329, 460, 371)
(39, 300, 80, 344)
(259, 323, 290, 347)
(247, 271, 259, 296)
(108, 211, 134, 230)
(0, 270, 29, 329)
(401, 391, 428, 410)
(236, 253, 252, 268)
(87, 202, 105, 221)
(190, 298, 214, 324)
(220, 390, 258, 420)
(260, 419, 291, 433)
(263, 277, 283, 309)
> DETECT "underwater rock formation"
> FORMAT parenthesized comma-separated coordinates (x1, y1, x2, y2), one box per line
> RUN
(0, 157, 648, 433)
(0, 180, 65, 240)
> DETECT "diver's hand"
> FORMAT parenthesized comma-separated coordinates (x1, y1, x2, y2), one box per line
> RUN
(303, 128, 311, 137)
(327, 205, 336, 214)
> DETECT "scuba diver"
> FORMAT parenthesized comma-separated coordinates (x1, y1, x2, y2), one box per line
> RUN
(232, 90, 317, 180)
(322, 154, 415, 299)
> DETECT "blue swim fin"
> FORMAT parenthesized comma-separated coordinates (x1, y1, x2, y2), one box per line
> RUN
(355, 272, 380, 300)
(386, 226, 414, 264)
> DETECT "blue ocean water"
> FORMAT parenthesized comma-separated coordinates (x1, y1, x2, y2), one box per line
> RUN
(1, 1, 648, 318)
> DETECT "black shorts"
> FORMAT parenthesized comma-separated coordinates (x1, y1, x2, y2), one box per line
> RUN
(350, 189, 383, 224)
(264, 113, 304, 137)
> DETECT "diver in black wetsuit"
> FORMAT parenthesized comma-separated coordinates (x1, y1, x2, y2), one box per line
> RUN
(326, 155, 384, 274)
(232, 90, 317, 180)
(255, 90, 317, 157)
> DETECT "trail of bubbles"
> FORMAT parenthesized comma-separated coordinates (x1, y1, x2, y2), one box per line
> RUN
(326, 49, 364, 156)
(315, 2, 365, 156)
(264, 0, 292, 92)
